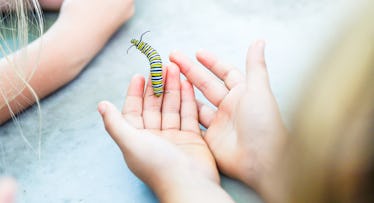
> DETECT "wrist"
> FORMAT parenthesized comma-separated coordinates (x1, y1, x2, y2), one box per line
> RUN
(235, 148, 285, 202)
(43, 19, 89, 74)
(154, 172, 232, 203)
(235, 162, 263, 191)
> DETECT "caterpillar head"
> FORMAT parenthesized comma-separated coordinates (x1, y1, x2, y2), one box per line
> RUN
(130, 39, 138, 45)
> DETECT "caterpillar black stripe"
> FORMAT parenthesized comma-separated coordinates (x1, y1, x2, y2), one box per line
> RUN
(128, 31, 163, 97)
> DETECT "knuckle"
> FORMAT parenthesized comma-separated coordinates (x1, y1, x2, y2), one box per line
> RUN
(197, 80, 210, 91)
(257, 58, 267, 68)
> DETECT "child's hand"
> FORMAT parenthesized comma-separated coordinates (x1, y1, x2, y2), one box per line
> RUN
(170, 41, 287, 192)
(98, 64, 233, 203)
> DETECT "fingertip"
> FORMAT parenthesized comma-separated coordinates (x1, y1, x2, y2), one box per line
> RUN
(247, 39, 267, 64)
(132, 74, 145, 82)
(256, 39, 266, 50)
(169, 50, 181, 61)
(195, 49, 204, 62)
(170, 49, 180, 55)
(247, 41, 255, 53)
(98, 101, 137, 152)
(164, 63, 181, 95)
(169, 51, 193, 75)
(248, 40, 266, 53)
(196, 48, 212, 57)
(195, 49, 205, 58)
(130, 75, 145, 89)
(127, 75, 145, 98)
(98, 101, 132, 136)
(169, 62, 181, 72)
(169, 50, 189, 64)
(166, 62, 180, 75)
(196, 49, 217, 68)
(98, 101, 109, 116)
(170, 52, 195, 77)
(246, 40, 270, 85)
(98, 101, 120, 119)
(255, 40, 266, 59)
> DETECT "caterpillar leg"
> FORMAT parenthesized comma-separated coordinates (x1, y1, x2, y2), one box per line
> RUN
(152, 87, 164, 97)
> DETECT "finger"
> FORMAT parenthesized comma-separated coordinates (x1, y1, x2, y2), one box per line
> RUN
(99, 101, 159, 158)
(196, 50, 244, 89)
(170, 51, 228, 107)
(0, 177, 17, 203)
(180, 80, 200, 134)
(162, 63, 181, 130)
(142, 67, 166, 130)
(196, 100, 216, 128)
(246, 40, 270, 87)
(122, 74, 145, 129)
(98, 101, 138, 152)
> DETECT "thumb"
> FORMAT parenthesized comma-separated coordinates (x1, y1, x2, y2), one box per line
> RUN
(246, 40, 271, 87)
(98, 101, 137, 152)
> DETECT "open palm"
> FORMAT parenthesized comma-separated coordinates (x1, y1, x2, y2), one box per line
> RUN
(170, 41, 287, 190)
(99, 63, 219, 193)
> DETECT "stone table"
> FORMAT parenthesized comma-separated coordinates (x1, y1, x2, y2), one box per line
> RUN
(0, 0, 362, 202)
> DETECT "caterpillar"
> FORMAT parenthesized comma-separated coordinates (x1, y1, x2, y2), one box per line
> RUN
(127, 31, 163, 97)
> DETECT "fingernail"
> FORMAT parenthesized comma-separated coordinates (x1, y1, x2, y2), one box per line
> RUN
(196, 49, 205, 55)
(98, 102, 107, 115)
(132, 74, 141, 79)
(256, 40, 265, 49)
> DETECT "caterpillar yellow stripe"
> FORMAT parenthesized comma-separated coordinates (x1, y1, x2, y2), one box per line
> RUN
(129, 32, 163, 97)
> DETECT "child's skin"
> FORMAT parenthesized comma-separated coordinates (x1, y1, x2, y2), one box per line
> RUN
(0, 0, 134, 124)
(0, 0, 134, 200)
(38, 0, 63, 10)
(170, 41, 288, 198)
(0, 177, 17, 203)
(99, 41, 287, 201)
(98, 64, 234, 202)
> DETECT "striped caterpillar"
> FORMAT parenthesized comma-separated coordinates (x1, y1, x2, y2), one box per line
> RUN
(127, 31, 163, 97)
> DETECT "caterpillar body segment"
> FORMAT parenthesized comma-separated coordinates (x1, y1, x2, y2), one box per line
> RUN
(130, 37, 164, 97)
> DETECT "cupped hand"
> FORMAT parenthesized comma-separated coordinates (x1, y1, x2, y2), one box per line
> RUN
(169, 41, 287, 191)
(98, 63, 222, 201)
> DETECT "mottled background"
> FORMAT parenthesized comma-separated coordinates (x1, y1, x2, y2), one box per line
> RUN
(0, 0, 364, 202)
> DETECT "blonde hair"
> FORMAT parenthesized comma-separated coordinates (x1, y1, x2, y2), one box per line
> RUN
(284, 1, 374, 202)
(0, 0, 44, 157)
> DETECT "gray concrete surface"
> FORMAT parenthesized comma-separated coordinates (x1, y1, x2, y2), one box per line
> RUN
(0, 0, 364, 202)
